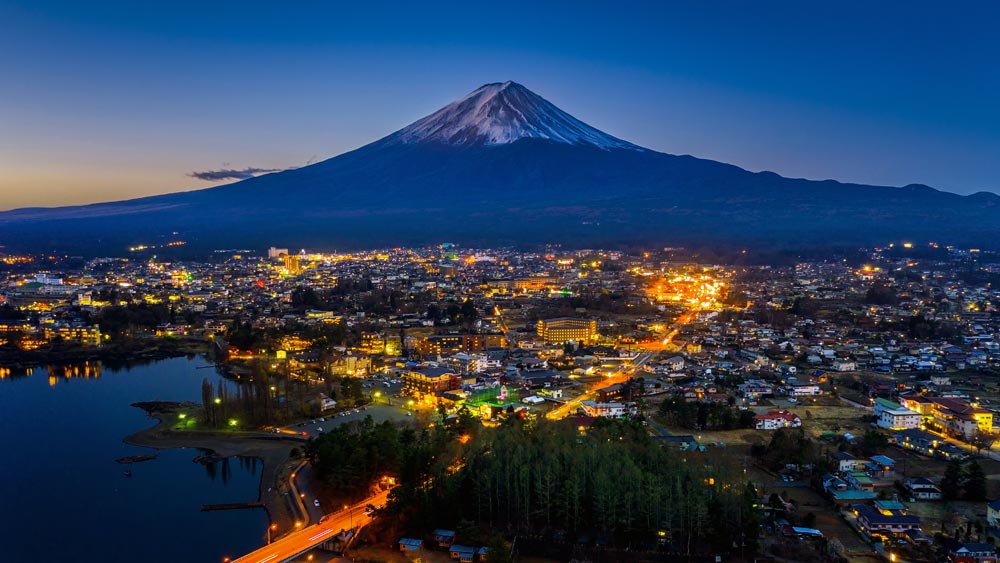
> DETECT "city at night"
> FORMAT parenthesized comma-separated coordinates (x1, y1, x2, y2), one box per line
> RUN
(2, 2, 1000, 563)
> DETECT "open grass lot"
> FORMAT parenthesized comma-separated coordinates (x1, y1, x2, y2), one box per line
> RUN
(796, 404, 872, 439)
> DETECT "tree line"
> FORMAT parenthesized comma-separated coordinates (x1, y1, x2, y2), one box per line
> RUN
(307, 414, 760, 556)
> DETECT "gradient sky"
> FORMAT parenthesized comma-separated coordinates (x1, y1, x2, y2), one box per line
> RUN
(2, 1, 998, 209)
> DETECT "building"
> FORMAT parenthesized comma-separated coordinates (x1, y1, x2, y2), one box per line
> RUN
(415, 334, 506, 356)
(904, 477, 942, 500)
(43, 325, 102, 346)
(360, 332, 386, 354)
(874, 398, 921, 430)
(536, 318, 597, 344)
(899, 395, 993, 439)
(943, 540, 997, 563)
(787, 383, 822, 396)
(402, 367, 461, 396)
(580, 400, 626, 418)
(845, 471, 875, 492)
(854, 504, 922, 540)
(738, 379, 773, 401)
(268, 247, 289, 258)
(894, 428, 968, 460)
(398, 538, 423, 552)
(282, 254, 301, 275)
(753, 410, 802, 430)
(832, 451, 860, 473)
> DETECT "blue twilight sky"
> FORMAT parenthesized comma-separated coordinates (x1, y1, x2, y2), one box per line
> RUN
(1, 0, 998, 209)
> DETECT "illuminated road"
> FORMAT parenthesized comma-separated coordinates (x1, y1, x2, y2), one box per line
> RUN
(547, 352, 653, 420)
(231, 489, 389, 563)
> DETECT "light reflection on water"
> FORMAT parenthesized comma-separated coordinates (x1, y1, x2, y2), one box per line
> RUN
(0, 356, 266, 563)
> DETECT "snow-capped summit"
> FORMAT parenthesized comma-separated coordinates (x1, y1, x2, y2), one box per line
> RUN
(387, 81, 644, 150)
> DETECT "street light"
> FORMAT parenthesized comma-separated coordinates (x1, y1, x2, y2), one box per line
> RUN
(267, 523, 278, 544)
(344, 504, 353, 529)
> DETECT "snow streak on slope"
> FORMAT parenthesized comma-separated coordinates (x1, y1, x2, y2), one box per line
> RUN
(388, 81, 644, 150)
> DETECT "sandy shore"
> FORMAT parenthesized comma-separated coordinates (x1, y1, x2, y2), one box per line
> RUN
(123, 405, 307, 535)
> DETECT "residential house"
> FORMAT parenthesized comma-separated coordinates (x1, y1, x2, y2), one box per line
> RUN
(903, 477, 942, 500)
(854, 504, 922, 540)
(754, 410, 802, 430)
(943, 539, 997, 563)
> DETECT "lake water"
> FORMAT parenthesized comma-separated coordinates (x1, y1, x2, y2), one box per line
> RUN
(0, 356, 267, 563)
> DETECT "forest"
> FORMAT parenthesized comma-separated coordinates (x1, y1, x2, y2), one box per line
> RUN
(307, 413, 760, 556)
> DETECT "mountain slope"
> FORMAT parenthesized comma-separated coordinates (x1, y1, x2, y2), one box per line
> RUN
(0, 81, 997, 253)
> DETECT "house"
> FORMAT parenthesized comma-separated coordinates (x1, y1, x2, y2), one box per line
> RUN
(832, 451, 861, 473)
(832, 360, 856, 372)
(874, 499, 908, 514)
(580, 400, 626, 418)
(432, 529, 457, 548)
(942, 539, 997, 563)
(659, 435, 702, 451)
(449, 544, 477, 562)
(754, 410, 802, 430)
(845, 471, 875, 492)
(737, 379, 773, 401)
(665, 356, 685, 371)
(854, 504, 922, 540)
(987, 499, 1000, 527)
(399, 538, 423, 552)
(787, 383, 822, 396)
(904, 477, 942, 500)
(866, 455, 896, 477)
(830, 489, 877, 505)
(894, 429, 968, 460)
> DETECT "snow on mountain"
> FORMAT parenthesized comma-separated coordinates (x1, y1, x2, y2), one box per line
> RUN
(387, 81, 644, 151)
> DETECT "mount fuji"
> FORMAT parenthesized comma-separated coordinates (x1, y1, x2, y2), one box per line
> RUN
(1, 81, 998, 254)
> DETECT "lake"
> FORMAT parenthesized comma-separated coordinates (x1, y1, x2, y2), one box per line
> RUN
(0, 356, 267, 563)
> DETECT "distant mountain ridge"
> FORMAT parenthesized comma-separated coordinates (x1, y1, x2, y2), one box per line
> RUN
(0, 81, 997, 254)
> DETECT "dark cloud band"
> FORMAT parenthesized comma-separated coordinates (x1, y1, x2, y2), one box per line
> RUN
(188, 167, 283, 182)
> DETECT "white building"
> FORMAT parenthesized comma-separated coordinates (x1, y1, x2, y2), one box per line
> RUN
(580, 400, 626, 418)
(787, 383, 822, 396)
(753, 410, 802, 430)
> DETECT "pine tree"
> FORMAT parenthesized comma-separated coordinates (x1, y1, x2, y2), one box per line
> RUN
(965, 460, 987, 501)
(941, 459, 964, 500)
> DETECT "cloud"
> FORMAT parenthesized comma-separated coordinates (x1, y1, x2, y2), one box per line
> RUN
(188, 167, 284, 182)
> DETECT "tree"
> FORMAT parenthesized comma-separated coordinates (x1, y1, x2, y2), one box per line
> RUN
(941, 460, 964, 501)
(485, 536, 513, 563)
(970, 430, 995, 455)
(965, 461, 987, 501)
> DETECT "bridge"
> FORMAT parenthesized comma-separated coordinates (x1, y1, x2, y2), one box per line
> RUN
(231, 489, 389, 563)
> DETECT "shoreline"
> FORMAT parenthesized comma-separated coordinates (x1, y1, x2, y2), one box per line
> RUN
(123, 405, 307, 538)
(0, 338, 209, 370)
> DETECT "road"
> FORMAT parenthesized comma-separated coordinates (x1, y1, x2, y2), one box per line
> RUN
(231, 489, 390, 563)
(547, 352, 654, 420)
(919, 425, 1000, 462)
(291, 462, 324, 524)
